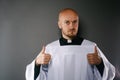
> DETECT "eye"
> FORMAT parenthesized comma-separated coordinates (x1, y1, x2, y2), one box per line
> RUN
(65, 21, 70, 25)
(73, 20, 77, 24)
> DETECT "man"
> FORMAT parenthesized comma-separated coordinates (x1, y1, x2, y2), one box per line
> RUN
(25, 8, 115, 80)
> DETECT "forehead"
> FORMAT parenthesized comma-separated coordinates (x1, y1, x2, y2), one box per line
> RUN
(59, 10, 79, 21)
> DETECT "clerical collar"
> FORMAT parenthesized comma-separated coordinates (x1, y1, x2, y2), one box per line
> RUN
(59, 36, 84, 46)
(67, 39, 72, 43)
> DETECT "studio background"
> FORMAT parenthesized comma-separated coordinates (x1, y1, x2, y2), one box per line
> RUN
(0, 0, 120, 80)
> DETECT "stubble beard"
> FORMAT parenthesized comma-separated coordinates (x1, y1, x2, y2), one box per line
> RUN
(63, 30, 78, 39)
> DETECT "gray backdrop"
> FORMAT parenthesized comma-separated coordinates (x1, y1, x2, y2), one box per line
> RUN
(0, 0, 120, 80)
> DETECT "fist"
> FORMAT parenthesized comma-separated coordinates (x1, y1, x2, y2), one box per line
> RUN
(35, 46, 51, 65)
(87, 46, 102, 65)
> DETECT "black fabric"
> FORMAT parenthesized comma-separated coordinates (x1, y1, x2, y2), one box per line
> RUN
(96, 59, 104, 76)
(59, 36, 83, 46)
(34, 64, 41, 80)
(34, 36, 104, 79)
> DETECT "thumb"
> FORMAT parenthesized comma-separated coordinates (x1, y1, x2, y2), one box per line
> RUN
(94, 46, 98, 54)
(41, 46, 46, 54)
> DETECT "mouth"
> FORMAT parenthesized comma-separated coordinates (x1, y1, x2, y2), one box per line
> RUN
(69, 29, 76, 33)
(68, 30, 77, 36)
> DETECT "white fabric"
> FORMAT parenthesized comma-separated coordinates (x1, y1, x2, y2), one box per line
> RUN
(25, 39, 115, 80)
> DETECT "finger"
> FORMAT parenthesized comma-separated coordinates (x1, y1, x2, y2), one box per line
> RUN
(87, 54, 95, 57)
(41, 46, 46, 54)
(44, 58, 50, 62)
(43, 62, 49, 65)
(42, 59, 50, 64)
(45, 54, 51, 57)
(94, 46, 98, 54)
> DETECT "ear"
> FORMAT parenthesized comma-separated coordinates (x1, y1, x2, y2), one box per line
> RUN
(58, 21, 62, 29)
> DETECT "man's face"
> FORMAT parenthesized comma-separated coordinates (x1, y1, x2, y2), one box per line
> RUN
(58, 10, 79, 39)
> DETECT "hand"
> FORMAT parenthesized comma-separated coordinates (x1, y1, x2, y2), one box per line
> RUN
(35, 46, 51, 65)
(87, 46, 102, 65)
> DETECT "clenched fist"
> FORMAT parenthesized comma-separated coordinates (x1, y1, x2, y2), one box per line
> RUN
(87, 46, 102, 65)
(35, 46, 51, 65)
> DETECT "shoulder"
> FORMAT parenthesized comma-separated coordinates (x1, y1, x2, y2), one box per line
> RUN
(46, 40, 59, 48)
(82, 39, 97, 46)
(45, 40, 59, 53)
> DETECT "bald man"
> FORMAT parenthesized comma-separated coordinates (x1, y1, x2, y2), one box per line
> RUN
(25, 8, 115, 80)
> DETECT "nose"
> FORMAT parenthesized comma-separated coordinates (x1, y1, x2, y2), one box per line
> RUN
(69, 22, 74, 29)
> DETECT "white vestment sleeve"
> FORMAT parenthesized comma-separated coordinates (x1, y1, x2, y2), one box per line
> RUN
(25, 45, 50, 80)
(25, 60, 35, 80)
(25, 60, 48, 80)
(94, 46, 116, 80)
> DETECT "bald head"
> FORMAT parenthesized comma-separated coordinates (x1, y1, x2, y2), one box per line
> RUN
(58, 8, 79, 21)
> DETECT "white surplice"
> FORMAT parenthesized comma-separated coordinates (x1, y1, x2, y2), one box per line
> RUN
(25, 39, 115, 80)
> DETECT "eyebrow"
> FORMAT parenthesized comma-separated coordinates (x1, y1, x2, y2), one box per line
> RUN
(64, 19, 78, 22)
